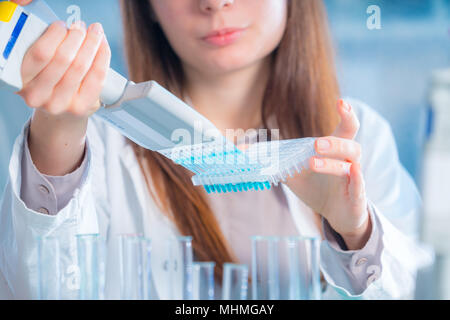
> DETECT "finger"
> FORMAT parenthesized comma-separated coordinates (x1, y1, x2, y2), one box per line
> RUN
(10, 0, 33, 5)
(315, 136, 361, 163)
(47, 23, 105, 114)
(309, 156, 351, 177)
(348, 162, 366, 203)
(25, 21, 86, 111)
(69, 36, 111, 115)
(20, 21, 67, 85)
(332, 99, 360, 140)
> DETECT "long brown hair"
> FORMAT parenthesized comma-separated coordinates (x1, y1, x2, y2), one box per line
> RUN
(120, 0, 340, 280)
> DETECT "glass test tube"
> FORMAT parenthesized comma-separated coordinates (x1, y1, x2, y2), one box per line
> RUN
(251, 235, 321, 300)
(119, 234, 152, 300)
(167, 236, 194, 300)
(37, 236, 61, 300)
(251, 236, 280, 300)
(192, 262, 215, 300)
(222, 263, 249, 300)
(285, 236, 321, 300)
(76, 234, 107, 300)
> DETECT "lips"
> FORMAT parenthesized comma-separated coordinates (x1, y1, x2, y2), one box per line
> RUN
(202, 27, 247, 46)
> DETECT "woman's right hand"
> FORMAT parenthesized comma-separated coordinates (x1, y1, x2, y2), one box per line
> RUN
(17, 19, 111, 176)
(19, 20, 110, 116)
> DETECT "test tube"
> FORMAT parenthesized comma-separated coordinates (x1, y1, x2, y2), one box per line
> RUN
(192, 262, 215, 300)
(118, 234, 152, 300)
(284, 236, 321, 300)
(167, 236, 194, 300)
(222, 263, 249, 300)
(76, 234, 107, 300)
(251, 235, 321, 300)
(251, 236, 280, 300)
(37, 236, 61, 300)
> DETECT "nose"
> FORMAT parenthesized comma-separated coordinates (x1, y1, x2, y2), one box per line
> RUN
(199, 0, 234, 13)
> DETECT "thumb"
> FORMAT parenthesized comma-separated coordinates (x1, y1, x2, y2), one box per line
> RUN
(333, 99, 360, 140)
(348, 162, 365, 201)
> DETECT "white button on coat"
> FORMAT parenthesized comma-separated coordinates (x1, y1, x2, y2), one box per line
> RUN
(365, 264, 382, 287)
(38, 184, 49, 194)
(366, 274, 379, 287)
(356, 257, 368, 266)
(37, 207, 49, 215)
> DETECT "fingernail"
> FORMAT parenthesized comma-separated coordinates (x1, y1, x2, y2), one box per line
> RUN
(345, 163, 351, 175)
(70, 20, 80, 30)
(90, 23, 104, 35)
(317, 139, 331, 151)
(343, 101, 351, 112)
(314, 158, 325, 168)
(55, 20, 66, 29)
(70, 20, 85, 31)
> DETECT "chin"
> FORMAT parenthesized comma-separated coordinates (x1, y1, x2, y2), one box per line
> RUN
(199, 47, 263, 74)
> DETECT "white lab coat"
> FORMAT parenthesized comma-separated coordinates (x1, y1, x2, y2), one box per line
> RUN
(0, 99, 433, 300)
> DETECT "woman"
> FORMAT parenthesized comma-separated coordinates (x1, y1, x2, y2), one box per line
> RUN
(0, 0, 432, 299)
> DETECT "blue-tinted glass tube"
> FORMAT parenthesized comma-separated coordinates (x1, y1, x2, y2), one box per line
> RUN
(167, 236, 194, 300)
(251, 236, 280, 300)
(192, 262, 215, 300)
(119, 234, 152, 300)
(76, 234, 107, 300)
(222, 263, 248, 300)
(285, 236, 321, 300)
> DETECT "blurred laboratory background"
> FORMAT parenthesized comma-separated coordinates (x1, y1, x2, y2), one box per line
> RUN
(0, 0, 449, 299)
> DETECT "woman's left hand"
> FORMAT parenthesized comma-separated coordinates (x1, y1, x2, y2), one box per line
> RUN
(284, 99, 371, 250)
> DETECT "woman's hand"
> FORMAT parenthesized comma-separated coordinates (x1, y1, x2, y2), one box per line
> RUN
(17, 19, 111, 176)
(284, 100, 371, 250)
(19, 21, 109, 117)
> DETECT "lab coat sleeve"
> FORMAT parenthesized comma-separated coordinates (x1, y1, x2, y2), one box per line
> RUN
(20, 122, 88, 214)
(319, 99, 434, 299)
(321, 204, 383, 295)
(0, 118, 101, 299)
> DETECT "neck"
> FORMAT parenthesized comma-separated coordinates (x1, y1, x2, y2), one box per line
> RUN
(183, 58, 271, 134)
